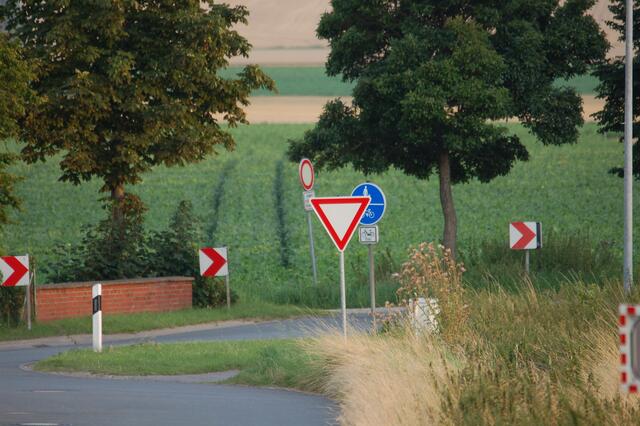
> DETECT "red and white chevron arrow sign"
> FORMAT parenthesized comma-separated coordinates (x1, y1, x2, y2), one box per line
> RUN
(509, 222, 542, 250)
(0, 255, 30, 287)
(199, 247, 228, 277)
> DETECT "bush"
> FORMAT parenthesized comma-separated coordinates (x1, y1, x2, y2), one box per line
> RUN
(48, 195, 149, 282)
(192, 276, 238, 308)
(150, 200, 201, 277)
(47, 198, 239, 309)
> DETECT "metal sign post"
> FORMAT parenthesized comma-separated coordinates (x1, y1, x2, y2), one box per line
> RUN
(26, 273, 32, 331)
(92, 284, 102, 353)
(623, 0, 634, 294)
(339, 251, 347, 340)
(304, 190, 318, 286)
(310, 196, 371, 340)
(300, 159, 318, 286)
(352, 183, 386, 330)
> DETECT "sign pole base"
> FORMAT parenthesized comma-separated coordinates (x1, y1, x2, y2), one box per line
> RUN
(340, 251, 347, 341)
(225, 274, 231, 310)
(525, 250, 530, 276)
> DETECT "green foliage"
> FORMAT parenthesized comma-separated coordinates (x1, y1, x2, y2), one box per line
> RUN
(289, 0, 608, 252)
(593, 0, 640, 178)
(5, 124, 640, 308)
(0, 32, 34, 141)
(273, 159, 291, 268)
(150, 200, 201, 277)
(3, 0, 274, 199)
(192, 276, 238, 308)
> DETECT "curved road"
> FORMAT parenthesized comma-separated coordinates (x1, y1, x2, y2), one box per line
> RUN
(0, 313, 373, 426)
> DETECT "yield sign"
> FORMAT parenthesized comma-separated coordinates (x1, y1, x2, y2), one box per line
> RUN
(199, 247, 228, 277)
(310, 196, 371, 252)
(0, 255, 29, 287)
(509, 222, 542, 250)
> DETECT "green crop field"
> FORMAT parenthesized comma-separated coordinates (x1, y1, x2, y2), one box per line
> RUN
(220, 66, 599, 97)
(3, 123, 635, 308)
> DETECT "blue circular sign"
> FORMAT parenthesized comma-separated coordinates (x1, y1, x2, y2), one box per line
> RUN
(351, 182, 386, 225)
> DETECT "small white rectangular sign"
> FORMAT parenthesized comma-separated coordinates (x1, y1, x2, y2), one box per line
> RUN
(303, 190, 315, 212)
(359, 226, 379, 245)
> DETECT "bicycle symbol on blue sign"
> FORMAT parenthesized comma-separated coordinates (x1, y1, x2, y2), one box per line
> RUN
(351, 182, 386, 225)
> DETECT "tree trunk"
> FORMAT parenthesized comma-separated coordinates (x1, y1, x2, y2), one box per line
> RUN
(438, 151, 457, 259)
(110, 183, 126, 231)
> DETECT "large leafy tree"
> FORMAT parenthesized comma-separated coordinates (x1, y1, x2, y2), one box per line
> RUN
(289, 0, 607, 257)
(0, 32, 34, 227)
(2, 0, 273, 220)
(594, 0, 639, 177)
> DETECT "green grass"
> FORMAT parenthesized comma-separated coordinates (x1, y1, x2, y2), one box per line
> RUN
(35, 339, 317, 391)
(0, 301, 313, 342)
(220, 66, 355, 96)
(221, 66, 598, 96)
(4, 123, 636, 308)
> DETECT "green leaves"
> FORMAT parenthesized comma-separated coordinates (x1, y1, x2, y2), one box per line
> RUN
(4, 0, 274, 195)
(291, 0, 607, 183)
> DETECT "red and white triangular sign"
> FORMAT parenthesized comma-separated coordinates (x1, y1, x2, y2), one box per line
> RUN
(310, 196, 371, 252)
(199, 247, 228, 277)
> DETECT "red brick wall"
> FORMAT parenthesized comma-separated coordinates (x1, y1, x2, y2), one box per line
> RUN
(36, 277, 193, 322)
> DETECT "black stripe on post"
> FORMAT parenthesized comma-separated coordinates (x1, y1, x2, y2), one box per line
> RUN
(92, 295, 102, 314)
(536, 222, 542, 249)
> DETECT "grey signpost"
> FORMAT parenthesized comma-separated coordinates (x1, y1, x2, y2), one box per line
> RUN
(623, 0, 634, 294)
(352, 183, 386, 328)
(299, 159, 318, 286)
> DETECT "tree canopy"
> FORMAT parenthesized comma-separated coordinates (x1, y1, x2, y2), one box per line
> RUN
(2, 0, 274, 207)
(594, 0, 639, 178)
(0, 32, 34, 226)
(289, 0, 608, 256)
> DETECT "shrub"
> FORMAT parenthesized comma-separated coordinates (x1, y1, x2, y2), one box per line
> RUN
(192, 276, 238, 308)
(396, 242, 468, 341)
(48, 195, 149, 282)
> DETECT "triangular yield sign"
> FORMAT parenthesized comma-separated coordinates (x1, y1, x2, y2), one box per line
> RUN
(310, 196, 371, 252)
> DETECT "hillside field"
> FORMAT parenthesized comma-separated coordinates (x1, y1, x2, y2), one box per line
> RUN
(4, 123, 636, 307)
(221, 66, 600, 97)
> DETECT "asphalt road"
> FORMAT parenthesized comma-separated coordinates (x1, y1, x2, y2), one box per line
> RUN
(0, 313, 374, 426)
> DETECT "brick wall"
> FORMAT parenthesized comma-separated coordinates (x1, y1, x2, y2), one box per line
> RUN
(36, 276, 194, 322)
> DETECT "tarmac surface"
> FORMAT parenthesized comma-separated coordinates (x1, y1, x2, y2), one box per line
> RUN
(0, 312, 376, 426)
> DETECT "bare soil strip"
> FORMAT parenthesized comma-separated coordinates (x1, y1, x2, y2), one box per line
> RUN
(244, 95, 604, 124)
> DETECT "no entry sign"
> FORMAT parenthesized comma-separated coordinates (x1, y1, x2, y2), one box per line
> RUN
(509, 222, 542, 250)
(0, 255, 29, 287)
(199, 247, 228, 277)
(298, 158, 315, 191)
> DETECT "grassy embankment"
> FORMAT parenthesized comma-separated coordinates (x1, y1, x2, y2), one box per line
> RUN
(36, 275, 640, 424)
(0, 301, 311, 342)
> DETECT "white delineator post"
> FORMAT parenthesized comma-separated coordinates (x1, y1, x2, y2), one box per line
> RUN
(92, 284, 102, 353)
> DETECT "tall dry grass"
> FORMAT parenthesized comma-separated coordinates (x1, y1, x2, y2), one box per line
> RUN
(303, 245, 640, 425)
(305, 328, 460, 426)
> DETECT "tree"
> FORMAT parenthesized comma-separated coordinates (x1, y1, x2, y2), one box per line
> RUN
(593, 0, 639, 178)
(289, 0, 607, 257)
(0, 32, 34, 227)
(2, 0, 274, 221)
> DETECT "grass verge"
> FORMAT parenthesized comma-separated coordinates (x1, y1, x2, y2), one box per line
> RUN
(0, 301, 315, 342)
(35, 338, 319, 391)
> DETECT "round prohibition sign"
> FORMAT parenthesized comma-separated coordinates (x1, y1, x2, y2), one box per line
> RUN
(299, 158, 315, 190)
